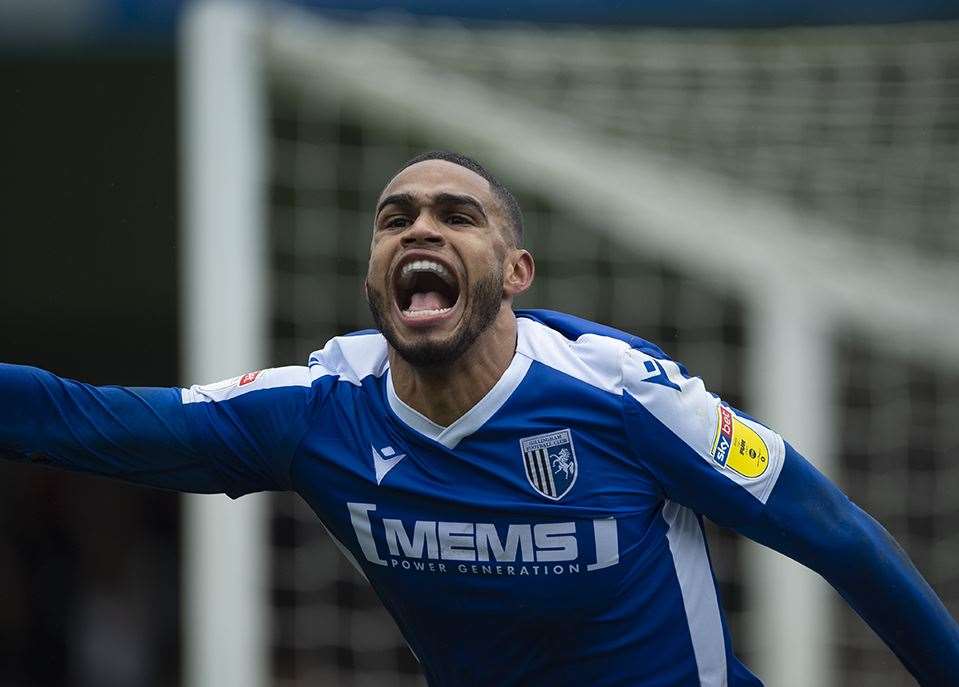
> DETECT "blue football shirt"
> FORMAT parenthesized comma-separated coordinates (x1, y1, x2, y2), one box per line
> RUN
(2, 309, 957, 686)
(179, 309, 779, 686)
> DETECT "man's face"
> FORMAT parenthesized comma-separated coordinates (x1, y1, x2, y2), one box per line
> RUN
(365, 160, 512, 368)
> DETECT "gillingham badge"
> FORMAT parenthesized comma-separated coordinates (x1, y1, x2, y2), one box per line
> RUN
(520, 429, 578, 500)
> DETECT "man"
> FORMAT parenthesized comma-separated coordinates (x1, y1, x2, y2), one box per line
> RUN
(1, 151, 957, 686)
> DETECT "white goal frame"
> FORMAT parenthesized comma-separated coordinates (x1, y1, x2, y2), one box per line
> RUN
(180, 3, 269, 687)
(180, 3, 959, 686)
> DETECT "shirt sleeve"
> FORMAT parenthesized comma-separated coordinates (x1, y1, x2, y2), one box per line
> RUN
(620, 347, 786, 517)
(620, 347, 959, 685)
(0, 363, 315, 498)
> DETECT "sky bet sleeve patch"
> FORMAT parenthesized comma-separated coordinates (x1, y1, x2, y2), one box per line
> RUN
(711, 405, 769, 479)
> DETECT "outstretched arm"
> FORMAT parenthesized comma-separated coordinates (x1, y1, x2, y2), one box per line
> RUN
(621, 347, 959, 686)
(0, 363, 313, 497)
(738, 444, 959, 685)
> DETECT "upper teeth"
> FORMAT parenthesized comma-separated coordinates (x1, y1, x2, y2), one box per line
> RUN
(400, 260, 453, 284)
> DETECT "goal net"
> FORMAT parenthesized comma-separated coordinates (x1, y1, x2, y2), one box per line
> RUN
(182, 4, 959, 686)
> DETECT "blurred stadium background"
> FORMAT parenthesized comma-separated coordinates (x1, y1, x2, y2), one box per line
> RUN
(2, 1, 959, 686)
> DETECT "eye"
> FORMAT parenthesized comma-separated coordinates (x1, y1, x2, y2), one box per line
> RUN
(447, 213, 473, 226)
(383, 215, 411, 229)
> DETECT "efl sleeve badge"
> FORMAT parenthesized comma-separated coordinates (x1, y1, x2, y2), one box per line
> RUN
(710, 406, 769, 479)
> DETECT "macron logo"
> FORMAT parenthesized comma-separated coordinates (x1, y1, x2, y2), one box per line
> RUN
(372, 445, 407, 485)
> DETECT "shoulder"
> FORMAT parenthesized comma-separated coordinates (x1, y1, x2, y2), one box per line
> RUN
(515, 309, 678, 396)
(180, 329, 389, 405)
(515, 309, 671, 359)
(308, 328, 389, 386)
(180, 366, 315, 404)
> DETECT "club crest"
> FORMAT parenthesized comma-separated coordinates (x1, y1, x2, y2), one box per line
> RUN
(520, 429, 578, 501)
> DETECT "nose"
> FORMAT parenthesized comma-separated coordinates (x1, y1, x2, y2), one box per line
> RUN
(400, 213, 445, 248)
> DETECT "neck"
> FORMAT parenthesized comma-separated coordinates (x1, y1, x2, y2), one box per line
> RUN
(389, 307, 517, 427)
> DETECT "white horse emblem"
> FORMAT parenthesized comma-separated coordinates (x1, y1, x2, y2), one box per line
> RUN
(551, 448, 575, 480)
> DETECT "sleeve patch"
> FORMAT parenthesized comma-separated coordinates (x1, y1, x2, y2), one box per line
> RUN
(711, 405, 769, 479)
(238, 370, 262, 386)
(728, 418, 770, 479)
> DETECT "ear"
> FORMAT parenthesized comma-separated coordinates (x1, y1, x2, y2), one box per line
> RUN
(503, 249, 535, 298)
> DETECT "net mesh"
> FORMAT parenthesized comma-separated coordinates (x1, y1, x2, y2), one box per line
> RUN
(836, 337, 959, 686)
(394, 22, 959, 262)
(260, 15, 959, 686)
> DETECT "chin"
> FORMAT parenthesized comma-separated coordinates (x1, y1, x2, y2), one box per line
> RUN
(382, 307, 472, 366)
(392, 338, 467, 368)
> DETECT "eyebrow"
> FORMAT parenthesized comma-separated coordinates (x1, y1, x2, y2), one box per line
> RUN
(376, 192, 488, 221)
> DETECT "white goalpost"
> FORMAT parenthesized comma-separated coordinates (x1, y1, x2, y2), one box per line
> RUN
(180, 3, 269, 686)
(181, 3, 959, 686)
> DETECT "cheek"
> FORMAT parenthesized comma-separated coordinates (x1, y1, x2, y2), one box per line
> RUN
(462, 236, 502, 268)
(465, 254, 501, 287)
(367, 242, 391, 284)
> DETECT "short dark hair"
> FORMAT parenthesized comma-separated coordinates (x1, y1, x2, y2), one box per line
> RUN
(394, 150, 524, 246)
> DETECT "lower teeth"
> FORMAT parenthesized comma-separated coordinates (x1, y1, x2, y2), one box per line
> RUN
(403, 307, 452, 319)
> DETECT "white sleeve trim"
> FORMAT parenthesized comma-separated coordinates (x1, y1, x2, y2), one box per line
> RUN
(181, 365, 313, 404)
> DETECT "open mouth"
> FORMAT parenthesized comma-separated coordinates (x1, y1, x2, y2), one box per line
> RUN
(393, 257, 461, 321)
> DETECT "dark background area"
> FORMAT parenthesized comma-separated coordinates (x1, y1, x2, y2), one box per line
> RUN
(0, 55, 181, 686)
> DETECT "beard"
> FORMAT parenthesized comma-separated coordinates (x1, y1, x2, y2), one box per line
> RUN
(366, 266, 504, 368)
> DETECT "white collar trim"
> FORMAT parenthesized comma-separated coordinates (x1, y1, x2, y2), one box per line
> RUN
(386, 337, 533, 449)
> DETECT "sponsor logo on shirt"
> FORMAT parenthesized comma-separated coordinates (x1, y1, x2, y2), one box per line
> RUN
(638, 359, 681, 391)
(372, 445, 407, 485)
(520, 429, 578, 500)
(711, 406, 769, 478)
(347, 503, 620, 577)
(711, 406, 734, 467)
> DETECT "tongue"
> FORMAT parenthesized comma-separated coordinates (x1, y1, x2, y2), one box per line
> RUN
(408, 291, 450, 312)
